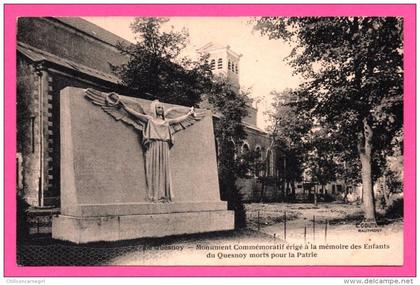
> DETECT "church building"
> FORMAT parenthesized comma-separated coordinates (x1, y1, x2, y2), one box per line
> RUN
(196, 42, 280, 202)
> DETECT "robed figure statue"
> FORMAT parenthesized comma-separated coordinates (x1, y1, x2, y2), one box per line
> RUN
(84, 89, 205, 203)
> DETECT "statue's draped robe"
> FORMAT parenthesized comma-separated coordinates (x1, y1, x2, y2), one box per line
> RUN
(142, 118, 174, 202)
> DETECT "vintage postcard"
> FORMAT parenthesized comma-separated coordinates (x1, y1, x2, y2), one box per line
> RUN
(4, 3, 416, 278)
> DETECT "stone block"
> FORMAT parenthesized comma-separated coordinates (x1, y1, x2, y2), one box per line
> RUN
(53, 210, 235, 244)
(53, 87, 234, 243)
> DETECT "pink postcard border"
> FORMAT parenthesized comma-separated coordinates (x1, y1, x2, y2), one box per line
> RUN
(4, 4, 416, 277)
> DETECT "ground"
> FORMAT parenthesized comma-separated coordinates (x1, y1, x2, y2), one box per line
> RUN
(244, 202, 403, 243)
(18, 202, 403, 266)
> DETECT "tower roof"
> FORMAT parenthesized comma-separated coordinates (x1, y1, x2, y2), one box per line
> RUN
(196, 42, 242, 58)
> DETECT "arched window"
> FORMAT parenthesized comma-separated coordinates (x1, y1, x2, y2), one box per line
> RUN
(235, 64, 239, 74)
(231, 63, 235, 73)
(210, 59, 216, 70)
(227, 139, 236, 161)
(228, 60, 231, 70)
(241, 142, 250, 154)
(240, 142, 251, 177)
(217, 58, 223, 69)
(255, 146, 262, 177)
(255, 146, 262, 160)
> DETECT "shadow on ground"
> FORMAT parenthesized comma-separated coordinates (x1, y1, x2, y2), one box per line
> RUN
(17, 229, 275, 266)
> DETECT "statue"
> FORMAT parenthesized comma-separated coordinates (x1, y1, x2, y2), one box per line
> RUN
(84, 88, 205, 203)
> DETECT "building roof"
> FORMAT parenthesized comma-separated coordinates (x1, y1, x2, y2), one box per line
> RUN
(211, 112, 267, 136)
(53, 17, 132, 48)
(17, 41, 120, 84)
(196, 42, 242, 58)
(242, 122, 268, 136)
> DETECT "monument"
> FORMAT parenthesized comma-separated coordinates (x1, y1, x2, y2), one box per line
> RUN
(52, 87, 235, 243)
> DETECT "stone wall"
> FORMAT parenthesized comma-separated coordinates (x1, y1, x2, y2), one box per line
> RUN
(237, 178, 279, 202)
(52, 87, 234, 242)
(17, 18, 128, 75)
(242, 105, 258, 126)
(17, 56, 41, 206)
(60, 87, 222, 215)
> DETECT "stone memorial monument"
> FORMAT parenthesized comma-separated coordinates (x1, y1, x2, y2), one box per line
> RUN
(52, 87, 234, 243)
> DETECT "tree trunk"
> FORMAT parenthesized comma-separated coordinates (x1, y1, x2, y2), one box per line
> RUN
(314, 186, 318, 206)
(274, 170, 279, 202)
(343, 162, 348, 202)
(382, 175, 390, 207)
(291, 180, 296, 201)
(280, 180, 285, 202)
(344, 184, 349, 203)
(285, 180, 289, 199)
(358, 119, 376, 223)
(260, 179, 265, 203)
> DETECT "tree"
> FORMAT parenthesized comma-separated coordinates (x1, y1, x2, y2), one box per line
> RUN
(113, 17, 213, 106)
(207, 78, 249, 228)
(207, 77, 249, 193)
(268, 88, 312, 201)
(255, 17, 403, 222)
(304, 127, 340, 205)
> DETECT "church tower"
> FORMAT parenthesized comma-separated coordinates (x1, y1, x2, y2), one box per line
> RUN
(197, 42, 258, 127)
(196, 42, 242, 94)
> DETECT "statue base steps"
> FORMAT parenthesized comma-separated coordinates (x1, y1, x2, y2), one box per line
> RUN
(52, 210, 235, 244)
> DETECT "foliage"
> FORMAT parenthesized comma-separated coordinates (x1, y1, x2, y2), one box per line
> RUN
(303, 127, 339, 186)
(254, 17, 403, 220)
(17, 195, 30, 242)
(206, 77, 249, 199)
(384, 193, 403, 219)
(113, 17, 214, 106)
(255, 16, 403, 173)
(268, 88, 312, 191)
(207, 77, 249, 142)
(235, 146, 266, 179)
(206, 78, 251, 228)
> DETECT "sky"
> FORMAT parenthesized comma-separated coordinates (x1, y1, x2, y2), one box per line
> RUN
(83, 17, 303, 130)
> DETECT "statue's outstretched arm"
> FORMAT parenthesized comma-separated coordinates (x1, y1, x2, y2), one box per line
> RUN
(167, 107, 194, 125)
(122, 102, 152, 123)
(85, 89, 146, 132)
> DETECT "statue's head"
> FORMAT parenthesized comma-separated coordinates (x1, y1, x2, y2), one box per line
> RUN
(150, 100, 165, 118)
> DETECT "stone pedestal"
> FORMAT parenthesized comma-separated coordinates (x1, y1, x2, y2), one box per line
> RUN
(52, 87, 234, 243)
(53, 210, 234, 244)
